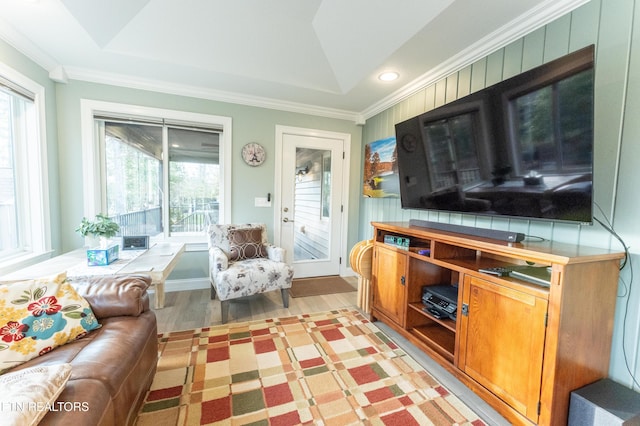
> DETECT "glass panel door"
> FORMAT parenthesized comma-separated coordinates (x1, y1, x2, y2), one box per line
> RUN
(279, 130, 344, 278)
(293, 148, 330, 262)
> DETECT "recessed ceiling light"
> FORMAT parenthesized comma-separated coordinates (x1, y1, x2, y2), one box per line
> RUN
(378, 72, 399, 82)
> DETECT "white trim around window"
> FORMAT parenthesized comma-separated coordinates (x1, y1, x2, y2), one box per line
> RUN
(0, 63, 52, 275)
(79, 100, 232, 244)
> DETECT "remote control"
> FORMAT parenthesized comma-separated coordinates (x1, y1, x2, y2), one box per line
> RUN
(478, 266, 513, 277)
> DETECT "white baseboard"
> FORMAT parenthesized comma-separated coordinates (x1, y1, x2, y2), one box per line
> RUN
(147, 277, 209, 293)
(343, 267, 356, 277)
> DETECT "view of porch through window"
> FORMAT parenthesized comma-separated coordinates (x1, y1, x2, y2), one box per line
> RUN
(100, 119, 220, 237)
(293, 147, 331, 261)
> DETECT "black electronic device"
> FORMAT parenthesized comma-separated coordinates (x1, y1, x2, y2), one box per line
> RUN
(410, 219, 524, 243)
(122, 235, 149, 250)
(395, 45, 594, 226)
(422, 284, 459, 321)
(509, 266, 552, 287)
(569, 379, 640, 425)
(479, 266, 515, 277)
(478, 264, 552, 287)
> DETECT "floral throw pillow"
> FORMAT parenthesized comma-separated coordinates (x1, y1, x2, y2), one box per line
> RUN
(0, 272, 101, 373)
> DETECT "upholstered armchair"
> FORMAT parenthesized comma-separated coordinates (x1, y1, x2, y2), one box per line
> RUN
(206, 223, 294, 323)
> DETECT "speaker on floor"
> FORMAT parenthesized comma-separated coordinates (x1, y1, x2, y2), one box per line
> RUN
(568, 379, 640, 426)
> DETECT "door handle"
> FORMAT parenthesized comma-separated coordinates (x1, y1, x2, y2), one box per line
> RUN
(283, 218, 294, 223)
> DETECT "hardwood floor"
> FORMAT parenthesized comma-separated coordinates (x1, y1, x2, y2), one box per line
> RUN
(150, 276, 359, 333)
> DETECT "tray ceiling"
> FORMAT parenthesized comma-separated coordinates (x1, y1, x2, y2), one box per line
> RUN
(0, 0, 587, 121)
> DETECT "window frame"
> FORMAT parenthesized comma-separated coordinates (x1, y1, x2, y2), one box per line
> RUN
(80, 100, 232, 245)
(0, 63, 51, 274)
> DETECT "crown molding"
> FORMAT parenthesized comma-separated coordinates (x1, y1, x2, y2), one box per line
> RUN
(359, 0, 590, 121)
(0, 17, 58, 72)
(0, 15, 362, 124)
(63, 66, 362, 123)
(48, 65, 68, 84)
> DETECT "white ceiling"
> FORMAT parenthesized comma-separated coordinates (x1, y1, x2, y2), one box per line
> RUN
(0, 0, 587, 122)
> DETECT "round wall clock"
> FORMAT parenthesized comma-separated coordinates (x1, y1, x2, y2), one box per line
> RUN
(241, 142, 266, 166)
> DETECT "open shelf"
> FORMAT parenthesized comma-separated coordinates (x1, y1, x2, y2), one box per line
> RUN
(408, 245, 432, 259)
(408, 302, 456, 332)
(411, 323, 455, 363)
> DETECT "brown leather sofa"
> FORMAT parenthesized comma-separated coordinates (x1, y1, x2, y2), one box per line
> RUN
(7, 274, 158, 426)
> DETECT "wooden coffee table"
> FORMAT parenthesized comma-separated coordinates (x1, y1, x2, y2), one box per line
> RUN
(0, 242, 185, 309)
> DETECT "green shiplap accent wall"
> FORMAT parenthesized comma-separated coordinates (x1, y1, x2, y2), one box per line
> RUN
(362, 0, 609, 245)
(360, 0, 640, 389)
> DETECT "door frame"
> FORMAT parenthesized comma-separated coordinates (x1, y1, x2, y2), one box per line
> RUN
(274, 125, 351, 277)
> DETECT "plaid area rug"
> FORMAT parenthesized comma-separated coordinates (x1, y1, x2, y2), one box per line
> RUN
(135, 309, 486, 425)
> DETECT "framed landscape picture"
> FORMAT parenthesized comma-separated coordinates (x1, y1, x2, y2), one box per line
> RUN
(363, 136, 399, 198)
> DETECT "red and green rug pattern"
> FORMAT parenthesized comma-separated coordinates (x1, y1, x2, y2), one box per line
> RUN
(135, 309, 486, 425)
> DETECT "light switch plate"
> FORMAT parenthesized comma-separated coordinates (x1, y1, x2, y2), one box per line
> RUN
(255, 197, 271, 207)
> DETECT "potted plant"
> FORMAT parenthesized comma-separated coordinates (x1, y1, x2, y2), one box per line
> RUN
(76, 213, 120, 248)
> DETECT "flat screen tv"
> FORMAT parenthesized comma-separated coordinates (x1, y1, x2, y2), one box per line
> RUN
(395, 45, 594, 225)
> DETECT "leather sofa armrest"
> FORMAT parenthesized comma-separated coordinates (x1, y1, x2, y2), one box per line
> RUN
(69, 274, 151, 319)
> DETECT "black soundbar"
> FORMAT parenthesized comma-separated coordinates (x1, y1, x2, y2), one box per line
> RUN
(409, 219, 525, 243)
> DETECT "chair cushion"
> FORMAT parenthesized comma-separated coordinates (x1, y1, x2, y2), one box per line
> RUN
(212, 258, 293, 301)
(228, 227, 267, 261)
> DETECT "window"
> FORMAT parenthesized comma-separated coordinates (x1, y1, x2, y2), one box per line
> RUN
(0, 66, 50, 270)
(81, 101, 231, 243)
(101, 121, 163, 236)
(0, 90, 19, 258)
(509, 68, 593, 175)
(168, 127, 221, 233)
